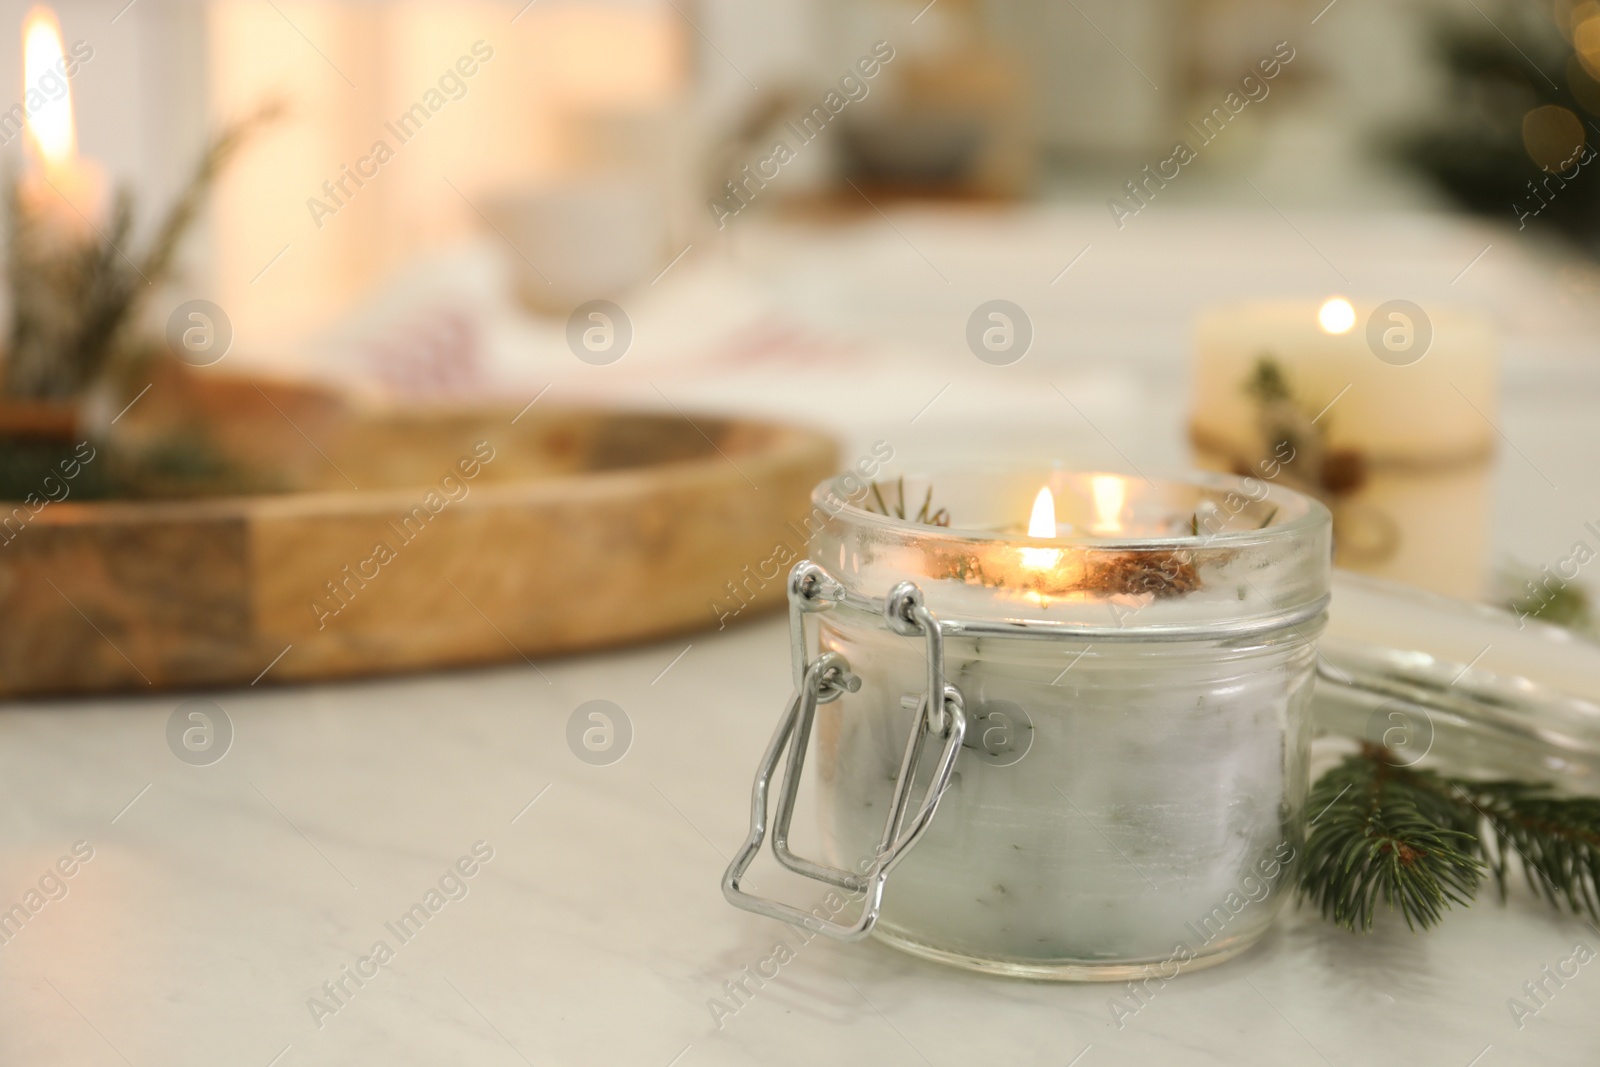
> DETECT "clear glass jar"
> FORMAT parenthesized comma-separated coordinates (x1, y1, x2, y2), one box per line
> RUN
(802, 469, 1332, 980)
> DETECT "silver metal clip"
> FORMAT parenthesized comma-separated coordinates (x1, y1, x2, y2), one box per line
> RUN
(721, 561, 966, 941)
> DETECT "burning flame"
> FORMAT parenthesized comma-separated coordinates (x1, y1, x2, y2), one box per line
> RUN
(1020, 486, 1061, 572)
(23, 6, 75, 169)
(1090, 475, 1125, 535)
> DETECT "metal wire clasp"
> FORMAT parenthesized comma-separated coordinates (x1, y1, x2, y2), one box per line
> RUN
(721, 561, 966, 941)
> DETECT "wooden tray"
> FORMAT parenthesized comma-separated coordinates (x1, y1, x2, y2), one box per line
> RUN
(0, 376, 837, 698)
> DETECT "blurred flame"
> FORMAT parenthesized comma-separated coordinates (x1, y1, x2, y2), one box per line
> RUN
(1317, 297, 1356, 336)
(1027, 486, 1056, 538)
(22, 6, 74, 168)
(1091, 475, 1125, 535)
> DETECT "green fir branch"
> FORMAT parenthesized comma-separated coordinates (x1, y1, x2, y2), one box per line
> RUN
(1300, 745, 1482, 932)
(1499, 561, 1596, 635)
(1302, 745, 1600, 931)
(1457, 781, 1600, 921)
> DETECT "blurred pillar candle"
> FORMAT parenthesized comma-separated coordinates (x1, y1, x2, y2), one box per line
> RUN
(1191, 298, 1497, 599)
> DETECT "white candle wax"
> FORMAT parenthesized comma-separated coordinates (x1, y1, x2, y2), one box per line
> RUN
(818, 620, 1311, 973)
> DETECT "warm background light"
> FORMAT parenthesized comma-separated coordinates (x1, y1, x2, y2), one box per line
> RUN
(1573, 6, 1600, 77)
(207, 0, 688, 350)
(1521, 103, 1586, 172)
(1317, 296, 1356, 335)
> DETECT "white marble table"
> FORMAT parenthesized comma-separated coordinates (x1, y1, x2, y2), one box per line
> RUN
(0, 614, 1595, 1067)
(9, 203, 1600, 1065)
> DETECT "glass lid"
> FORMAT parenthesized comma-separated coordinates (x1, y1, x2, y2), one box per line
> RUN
(1315, 570, 1600, 795)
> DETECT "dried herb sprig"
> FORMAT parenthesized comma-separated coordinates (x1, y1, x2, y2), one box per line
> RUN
(1240, 354, 1369, 499)
(3, 99, 285, 401)
(1245, 354, 1294, 406)
(864, 477, 950, 526)
(1302, 744, 1600, 931)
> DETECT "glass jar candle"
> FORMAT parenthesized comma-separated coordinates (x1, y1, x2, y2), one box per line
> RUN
(723, 468, 1332, 981)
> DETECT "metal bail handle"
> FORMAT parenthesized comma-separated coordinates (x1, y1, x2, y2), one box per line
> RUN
(721, 561, 967, 942)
